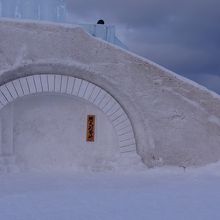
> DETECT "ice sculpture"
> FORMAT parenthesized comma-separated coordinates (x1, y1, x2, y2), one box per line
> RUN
(0, 0, 66, 22)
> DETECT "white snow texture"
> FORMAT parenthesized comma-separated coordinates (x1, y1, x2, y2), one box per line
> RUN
(0, 18, 220, 171)
(1, 164, 220, 220)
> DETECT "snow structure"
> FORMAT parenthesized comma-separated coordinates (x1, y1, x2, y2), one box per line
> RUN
(0, 19, 220, 173)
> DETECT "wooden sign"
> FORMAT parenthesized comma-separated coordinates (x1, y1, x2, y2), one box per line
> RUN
(86, 115, 96, 142)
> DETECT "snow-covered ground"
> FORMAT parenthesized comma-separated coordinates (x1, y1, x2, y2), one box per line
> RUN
(1, 164, 220, 220)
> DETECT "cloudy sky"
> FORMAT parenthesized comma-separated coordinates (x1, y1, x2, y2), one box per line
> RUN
(65, 0, 220, 93)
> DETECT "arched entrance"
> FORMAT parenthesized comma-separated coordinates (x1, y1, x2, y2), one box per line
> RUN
(0, 74, 138, 171)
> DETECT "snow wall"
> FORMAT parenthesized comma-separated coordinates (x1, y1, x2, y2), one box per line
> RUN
(2, 94, 119, 172)
(0, 19, 220, 172)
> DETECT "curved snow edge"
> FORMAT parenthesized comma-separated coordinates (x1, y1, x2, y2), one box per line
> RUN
(0, 17, 219, 101)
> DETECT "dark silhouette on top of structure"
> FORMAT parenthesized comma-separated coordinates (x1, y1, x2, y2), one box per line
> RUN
(97, 19, 105, 25)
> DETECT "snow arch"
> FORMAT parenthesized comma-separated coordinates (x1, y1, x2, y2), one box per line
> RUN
(0, 74, 137, 154)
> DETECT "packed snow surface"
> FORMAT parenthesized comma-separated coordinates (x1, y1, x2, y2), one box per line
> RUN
(1, 19, 220, 167)
(1, 163, 220, 220)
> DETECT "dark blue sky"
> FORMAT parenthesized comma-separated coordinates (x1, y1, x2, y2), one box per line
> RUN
(66, 0, 220, 94)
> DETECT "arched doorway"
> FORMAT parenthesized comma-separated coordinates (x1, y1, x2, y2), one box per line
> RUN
(0, 74, 138, 171)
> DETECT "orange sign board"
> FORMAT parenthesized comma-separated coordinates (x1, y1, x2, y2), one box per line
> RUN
(86, 115, 96, 142)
